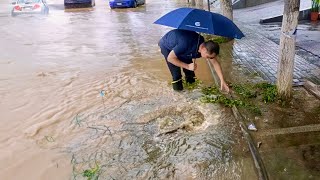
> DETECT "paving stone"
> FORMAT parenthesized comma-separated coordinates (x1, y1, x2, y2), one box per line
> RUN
(232, 25, 320, 85)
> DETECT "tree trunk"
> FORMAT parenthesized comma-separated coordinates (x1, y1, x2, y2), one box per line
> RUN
(220, 0, 233, 20)
(196, 0, 204, 9)
(276, 0, 300, 101)
(191, 0, 196, 6)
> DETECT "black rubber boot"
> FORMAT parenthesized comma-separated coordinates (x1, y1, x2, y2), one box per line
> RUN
(185, 76, 196, 84)
(172, 79, 183, 91)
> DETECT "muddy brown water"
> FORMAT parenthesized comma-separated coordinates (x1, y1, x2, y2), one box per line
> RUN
(0, 0, 257, 179)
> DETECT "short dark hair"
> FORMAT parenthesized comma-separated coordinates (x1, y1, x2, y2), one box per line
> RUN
(204, 40, 220, 55)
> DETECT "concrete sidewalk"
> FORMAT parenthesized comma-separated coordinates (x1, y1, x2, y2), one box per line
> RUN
(233, 0, 311, 24)
(230, 0, 320, 85)
(231, 25, 320, 85)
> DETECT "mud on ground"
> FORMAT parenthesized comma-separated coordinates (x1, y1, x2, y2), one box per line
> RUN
(229, 63, 320, 179)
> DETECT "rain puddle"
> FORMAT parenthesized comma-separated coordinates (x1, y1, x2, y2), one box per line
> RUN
(255, 88, 320, 179)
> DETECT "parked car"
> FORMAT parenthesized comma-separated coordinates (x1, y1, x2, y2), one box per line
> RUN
(64, 0, 95, 7)
(11, 0, 49, 16)
(109, 0, 145, 9)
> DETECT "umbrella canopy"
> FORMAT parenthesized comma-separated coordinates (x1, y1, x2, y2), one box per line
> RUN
(154, 7, 245, 39)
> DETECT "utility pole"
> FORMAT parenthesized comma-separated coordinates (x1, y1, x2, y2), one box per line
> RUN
(207, 0, 210, 11)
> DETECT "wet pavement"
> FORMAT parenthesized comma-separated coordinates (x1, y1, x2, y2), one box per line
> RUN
(233, 0, 312, 24)
(259, 21, 320, 60)
(233, 0, 320, 63)
(232, 25, 320, 85)
(230, 0, 320, 85)
(0, 0, 257, 179)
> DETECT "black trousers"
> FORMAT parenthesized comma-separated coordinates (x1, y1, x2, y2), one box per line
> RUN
(160, 45, 195, 82)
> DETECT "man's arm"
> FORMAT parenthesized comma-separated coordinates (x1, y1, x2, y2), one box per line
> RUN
(167, 50, 195, 71)
(209, 58, 230, 92)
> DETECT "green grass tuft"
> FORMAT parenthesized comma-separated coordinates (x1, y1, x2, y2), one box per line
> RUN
(183, 79, 202, 91)
(83, 164, 100, 180)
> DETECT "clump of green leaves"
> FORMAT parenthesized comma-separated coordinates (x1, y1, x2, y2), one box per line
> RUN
(201, 86, 220, 95)
(232, 84, 257, 99)
(210, 36, 229, 44)
(202, 34, 230, 44)
(232, 82, 278, 103)
(200, 82, 278, 115)
(255, 82, 277, 103)
(183, 79, 202, 90)
(201, 86, 261, 115)
(83, 165, 100, 180)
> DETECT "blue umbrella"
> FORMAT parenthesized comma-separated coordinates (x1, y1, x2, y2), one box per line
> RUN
(154, 7, 245, 39)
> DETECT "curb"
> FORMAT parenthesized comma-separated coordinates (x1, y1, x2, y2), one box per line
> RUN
(207, 61, 269, 180)
(232, 106, 269, 180)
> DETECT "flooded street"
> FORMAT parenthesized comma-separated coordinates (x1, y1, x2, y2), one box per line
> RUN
(0, 0, 255, 179)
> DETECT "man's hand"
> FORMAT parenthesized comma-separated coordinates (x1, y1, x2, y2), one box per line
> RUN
(220, 81, 230, 93)
(187, 63, 196, 71)
(168, 51, 197, 71)
(187, 59, 197, 71)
